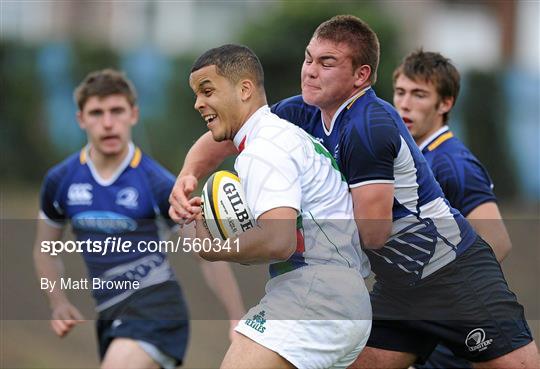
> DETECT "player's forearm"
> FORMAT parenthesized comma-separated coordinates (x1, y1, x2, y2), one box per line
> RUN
(486, 234, 512, 263)
(469, 219, 512, 262)
(355, 219, 392, 249)
(180, 132, 237, 179)
(466, 202, 512, 262)
(198, 220, 296, 264)
(33, 248, 70, 307)
(199, 261, 245, 319)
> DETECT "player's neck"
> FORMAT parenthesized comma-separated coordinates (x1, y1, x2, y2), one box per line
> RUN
(321, 87, 369, 130)
(416, 123, 446, 147)
(321, 110, 335, 130)
(245, 95, 267, 119)
(88, 144, 131, 180)
(237, 98, 267, 132)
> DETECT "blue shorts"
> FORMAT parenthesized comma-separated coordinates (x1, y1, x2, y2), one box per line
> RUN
(96, 281, 189, 366)
(367, 237, 533, 363)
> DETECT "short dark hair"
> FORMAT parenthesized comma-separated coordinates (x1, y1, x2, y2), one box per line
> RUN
(74, 69, 137, 111)
(191, 44, 264, 87)
(313, 15, 380, 84)
(393, 49, 460, 123)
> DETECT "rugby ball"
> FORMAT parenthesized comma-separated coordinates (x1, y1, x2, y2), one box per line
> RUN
(201, 170, 256, 240)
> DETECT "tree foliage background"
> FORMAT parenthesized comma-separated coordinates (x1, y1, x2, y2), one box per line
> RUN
(0, 1, 520, 199)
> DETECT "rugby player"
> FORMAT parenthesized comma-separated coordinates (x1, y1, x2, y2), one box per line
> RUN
(34, 69, 244, 369)
(187, 44, 372, 369)
(393, 49, 513, 369)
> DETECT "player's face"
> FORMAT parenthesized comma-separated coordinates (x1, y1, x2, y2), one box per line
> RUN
(190, 65, 243, 142)
(77, 94, 138, 157)
(301, 38, 359, 113)
(393, 74, 450, 144)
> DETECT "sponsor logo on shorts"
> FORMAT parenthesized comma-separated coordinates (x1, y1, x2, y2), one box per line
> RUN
(465, 328, 493, 352)
(245, 310, 266, 333)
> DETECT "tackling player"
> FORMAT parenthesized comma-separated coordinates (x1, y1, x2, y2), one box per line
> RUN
(187, 44, 372, 369)
(34, 69, 245, 369)
(393, 49, 513, 369)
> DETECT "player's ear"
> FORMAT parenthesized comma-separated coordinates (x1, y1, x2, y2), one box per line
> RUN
(130, 105, 139, 127)
(239, 79, 255, 102)
(438, 96, 454, 115)
(76, 111, 86, 130)
(353, 64, 371, 88)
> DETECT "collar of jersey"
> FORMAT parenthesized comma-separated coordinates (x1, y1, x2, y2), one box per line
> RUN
(83, 142, 136, 186)
(418, 126, 450, 152)
(321, 86, 371, 136)
(233, 105, 270, 152)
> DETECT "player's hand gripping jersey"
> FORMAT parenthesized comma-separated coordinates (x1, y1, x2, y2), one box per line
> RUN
(40, 143, 177, 310)
(272, 88, 477, 285)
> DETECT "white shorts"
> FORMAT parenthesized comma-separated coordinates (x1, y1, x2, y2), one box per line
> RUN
(235, 265, 372, 369)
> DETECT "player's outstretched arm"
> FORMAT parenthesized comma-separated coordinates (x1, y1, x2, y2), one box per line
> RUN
(466, 202, 512, 262)
(350, 183, 394, 249)
(33, 219, 85, 337)
(169, 132, 237, 223)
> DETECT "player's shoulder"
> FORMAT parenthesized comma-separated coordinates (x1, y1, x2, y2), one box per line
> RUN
(428, 135, 487, 184)
(136, 150, 176, 183)
(429, 134, 476, 164)
(348, 88, 401, 130)
(248, 112, 300, 149)
(136, 150, 172, 175)
(43, 150, 83, 184)
(343, 89, 402, 154)
(271, 94, 310, 112)
(271, 95, 319, 122)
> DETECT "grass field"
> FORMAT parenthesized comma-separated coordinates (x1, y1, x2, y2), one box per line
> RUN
(1, 185, 538, 368)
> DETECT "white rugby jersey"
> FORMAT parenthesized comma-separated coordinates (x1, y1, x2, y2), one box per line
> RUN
(232, 105, 370, 278)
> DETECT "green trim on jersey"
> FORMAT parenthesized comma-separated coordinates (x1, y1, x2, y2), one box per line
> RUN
(308, 135, 346, 182)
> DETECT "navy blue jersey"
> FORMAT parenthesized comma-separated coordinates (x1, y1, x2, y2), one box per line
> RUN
(420, 126, 496, 216)
(40, 143, 176, 310)
(272, 89, 477, 285)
